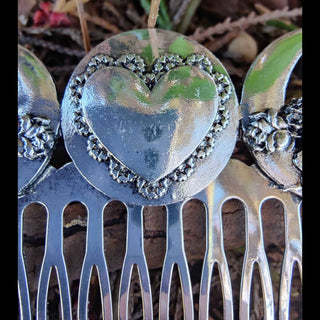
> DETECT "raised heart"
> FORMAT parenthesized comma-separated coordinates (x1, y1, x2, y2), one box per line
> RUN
(82, 65, 218, 182)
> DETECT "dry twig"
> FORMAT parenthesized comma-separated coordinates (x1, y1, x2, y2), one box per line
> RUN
(18, 32, 85, 57)
(83, 12, 121, 34)
(76, 0, 91, 53)
(148, 0, 161, 28)
(52, 0, 67, 12)
(190, 6, 302, 42)
(54, 0, 90, 14)
(204, 29, 240, 52)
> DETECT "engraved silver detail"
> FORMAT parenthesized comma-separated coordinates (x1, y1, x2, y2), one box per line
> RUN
(18, 114, 55, 160)
(244, 97, 302, 186)
(244, 98, 302, 156)
(69, 53, 232, 199)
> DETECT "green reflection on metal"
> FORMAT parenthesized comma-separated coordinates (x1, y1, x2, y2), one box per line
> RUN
(168, 36, 194, 58)
(243, 31, 302, 95)
(108, 66, 216, 105)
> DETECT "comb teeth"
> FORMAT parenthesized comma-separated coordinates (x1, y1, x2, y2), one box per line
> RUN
(18, 159, 301, 320)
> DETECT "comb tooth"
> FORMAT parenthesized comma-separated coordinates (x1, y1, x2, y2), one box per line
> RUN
(278, 252, 294, 320)
(257, 256, 275, 320)
(209, 160, 285, 320)
(118, 262, 134, 320)
(159, 202, 194, 320)
(217, 260, 234, 319)
(199, 259, 234, 320)
(78, 200, 113, 320)
(197, 184, 233, 320)
(77, 262, 92, 319)
(279, 197, 302, 320)
(36, 203, 72, 320)
(239, 258, 254, 320)
(18, 201, 32, 320)
(118, 205, 153, 320)
(256, 201, 278, 320)
(18, 160, 302, 319)
(239, 201, 274, 320)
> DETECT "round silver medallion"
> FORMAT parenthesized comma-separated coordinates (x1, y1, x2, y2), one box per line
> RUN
(18, 45, 60, 196)
(61, 29, 239, 205)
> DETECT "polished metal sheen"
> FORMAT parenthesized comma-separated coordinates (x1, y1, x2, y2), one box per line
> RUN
(18, 45, 60, 196)
(18, 29, 302, 320)
(61, 29, 239, 205)
(241, 29, 302, 196)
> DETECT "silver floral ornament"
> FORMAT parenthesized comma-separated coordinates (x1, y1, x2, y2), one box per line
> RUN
(18, 45, 60, 196)
(241, 29, 302, 196)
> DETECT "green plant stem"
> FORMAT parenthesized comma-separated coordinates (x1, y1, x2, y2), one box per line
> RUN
(176, 0, 201, 34)
(266, 19, 298, 31)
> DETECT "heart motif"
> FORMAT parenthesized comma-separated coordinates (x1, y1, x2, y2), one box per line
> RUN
(82, 65, 219, 182)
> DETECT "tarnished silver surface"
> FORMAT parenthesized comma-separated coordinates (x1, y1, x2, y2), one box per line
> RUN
(241, 29, 302, 196)
(18, 45, 60, 196)
(61, 28, 239, 205)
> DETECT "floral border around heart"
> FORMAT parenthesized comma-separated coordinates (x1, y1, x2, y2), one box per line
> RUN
(69, 53, 232, 199)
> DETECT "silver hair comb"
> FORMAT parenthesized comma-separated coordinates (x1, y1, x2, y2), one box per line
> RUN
(18, 28, 302, 319)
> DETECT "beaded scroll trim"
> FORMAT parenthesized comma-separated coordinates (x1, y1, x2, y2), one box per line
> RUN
(69, 53, 232, 199)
